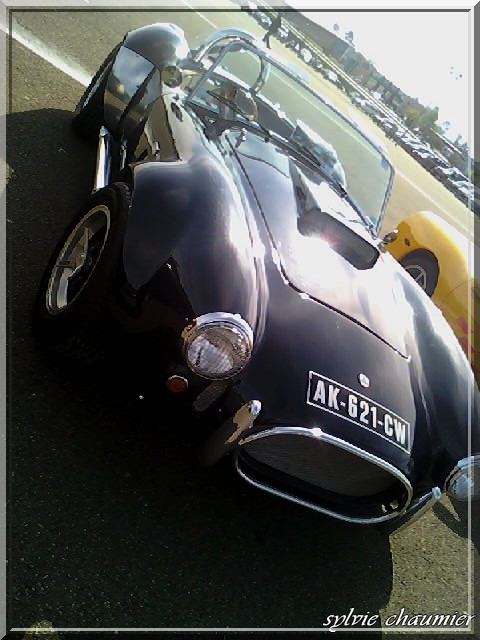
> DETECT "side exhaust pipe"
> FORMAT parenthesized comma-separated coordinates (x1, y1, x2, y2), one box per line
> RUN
(93, 126, 112, 192)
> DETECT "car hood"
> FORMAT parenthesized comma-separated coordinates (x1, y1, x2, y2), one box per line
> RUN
(231, 132, 409, 356)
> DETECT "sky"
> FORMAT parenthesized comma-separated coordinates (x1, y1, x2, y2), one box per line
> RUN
(286, 5, 472, 145)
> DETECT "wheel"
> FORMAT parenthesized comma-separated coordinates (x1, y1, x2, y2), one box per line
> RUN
(71, 45, 119, 140)
(400, 251, 439, 297)
(34, 183, 131, 362)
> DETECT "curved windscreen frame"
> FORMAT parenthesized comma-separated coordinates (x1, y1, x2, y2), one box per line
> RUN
(185, 39, 394, 231)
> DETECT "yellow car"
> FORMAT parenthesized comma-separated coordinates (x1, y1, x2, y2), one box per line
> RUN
(387, 211, 477, 380)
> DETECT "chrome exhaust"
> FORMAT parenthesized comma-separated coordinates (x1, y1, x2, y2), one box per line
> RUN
(93, 126, 112, 192)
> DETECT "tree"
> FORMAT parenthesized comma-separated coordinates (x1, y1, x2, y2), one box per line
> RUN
(402, 105, 439, 136)
(417, 106, 439, 135)
(403, 105, 423, 128)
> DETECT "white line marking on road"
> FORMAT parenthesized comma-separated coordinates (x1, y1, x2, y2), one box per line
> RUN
(4, 20, 90, 87)
(3, 4, 217, 90)
(177, 0, 218, 28)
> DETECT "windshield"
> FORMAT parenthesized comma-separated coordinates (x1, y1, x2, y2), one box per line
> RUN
(184, 39, 393, 229)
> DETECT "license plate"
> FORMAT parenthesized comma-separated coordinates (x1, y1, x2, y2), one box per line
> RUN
(306, 370, 411, 453)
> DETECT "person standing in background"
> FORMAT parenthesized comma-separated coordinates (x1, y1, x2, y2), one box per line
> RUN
(263, 12, 282, 48)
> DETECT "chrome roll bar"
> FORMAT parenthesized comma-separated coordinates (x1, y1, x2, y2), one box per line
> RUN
(190, 28, 259, 62)
(189, 28, 271, 95)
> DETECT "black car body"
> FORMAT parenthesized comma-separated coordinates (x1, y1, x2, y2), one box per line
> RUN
(35, 24, 480, 532)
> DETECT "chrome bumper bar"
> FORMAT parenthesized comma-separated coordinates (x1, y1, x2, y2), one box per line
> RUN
(388, 486, 442, 534)
(93, 125, 112, 192)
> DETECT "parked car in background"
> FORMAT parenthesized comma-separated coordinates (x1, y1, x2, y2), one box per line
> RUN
(432, 165, 468, 187)
(336, 76, 353, 94)
(413, 150, 439, 170)
(387, 211, 478, 381)
(252, 11, 271, 27)
(399, 134, 431, 154)
(422, 155, 448, 175)
(301, 47, 312, 64)
(447, 179, 479, 211)
(431, 154, 450, 170)
(359, 100, 380, 118)
(325, 69, 339, 84)
(374, 115, 397, 136)
(407, 143, 432, 161)
(351, 94, 379, 118)
(285, 37, 300, 51)
(34, 24, 479, 533)
(448, 178, 472, 195)
(277, 24, 289, 40)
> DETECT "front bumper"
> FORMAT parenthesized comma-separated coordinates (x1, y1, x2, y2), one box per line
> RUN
(200, 401, 441, 531)
(234, 425, 413, 524)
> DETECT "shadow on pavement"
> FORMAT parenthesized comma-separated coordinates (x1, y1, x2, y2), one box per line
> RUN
(7, 107, 393, 630)
(433, 499, 479, 554)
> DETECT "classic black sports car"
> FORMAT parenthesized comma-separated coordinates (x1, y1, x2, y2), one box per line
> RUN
(34, 23, 479, 532)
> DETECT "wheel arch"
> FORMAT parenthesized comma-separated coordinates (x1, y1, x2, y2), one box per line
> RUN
(399, 248, 439, 297)
(91, 24, 190, 139)
(120, 158, 264, 332)
(387, 210, 469, 301)
(34, 182, 132, 361)
(400, 246, 439, 265)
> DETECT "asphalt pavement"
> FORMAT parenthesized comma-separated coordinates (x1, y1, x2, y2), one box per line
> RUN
(6, 5, 479, 635)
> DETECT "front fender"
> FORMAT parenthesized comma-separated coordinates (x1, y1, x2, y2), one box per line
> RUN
(103, 24, 190, 137)
(123, 23, 190, 68)
(121, 155, 266, 335)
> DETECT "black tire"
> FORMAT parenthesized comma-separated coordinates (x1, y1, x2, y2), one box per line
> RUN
(71, 45, 119, 140)
(34, 183, 131, 363)
(400, 250, 439, 297)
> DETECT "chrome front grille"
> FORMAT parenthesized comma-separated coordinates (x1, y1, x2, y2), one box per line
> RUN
(236, 426, 412, 523)
(241, 432, 394, 496)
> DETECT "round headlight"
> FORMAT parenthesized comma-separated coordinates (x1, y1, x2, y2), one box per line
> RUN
(182, 312, 254, 380)
(445, 455, 480, 501)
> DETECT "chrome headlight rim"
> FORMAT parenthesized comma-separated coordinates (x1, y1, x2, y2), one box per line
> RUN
(444, 455, 480, 501)
(181, 312, 254, 380)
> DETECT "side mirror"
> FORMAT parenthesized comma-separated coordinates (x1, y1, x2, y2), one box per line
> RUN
(379, 229, 398, 250)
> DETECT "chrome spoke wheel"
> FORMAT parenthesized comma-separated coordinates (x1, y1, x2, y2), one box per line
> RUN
(46, 205, 111, 314)
(405, 264, 428, 291)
